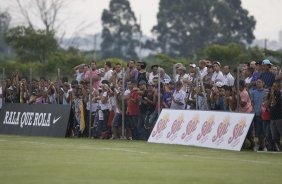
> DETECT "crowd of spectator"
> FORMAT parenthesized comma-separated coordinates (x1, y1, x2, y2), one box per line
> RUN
(0, 58, 282, 152)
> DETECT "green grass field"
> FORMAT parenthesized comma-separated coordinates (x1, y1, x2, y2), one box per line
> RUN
(0, 135, 281, 184)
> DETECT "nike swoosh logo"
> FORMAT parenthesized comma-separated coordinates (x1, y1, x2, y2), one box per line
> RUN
(52, 117, 61, 124)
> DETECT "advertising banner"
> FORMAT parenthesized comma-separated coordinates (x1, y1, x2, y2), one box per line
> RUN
(148, 109, 254, 151)
(0, 103, 71, 137)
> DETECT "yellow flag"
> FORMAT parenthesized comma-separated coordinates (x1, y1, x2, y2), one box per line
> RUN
(79, 100, 85, 133)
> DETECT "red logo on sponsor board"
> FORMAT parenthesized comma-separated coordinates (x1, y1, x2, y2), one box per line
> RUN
(152, 114, 170, 138)
(212, 116, 230, 144)
(181, 114, 199, 141)
(197, 115, 215, 142)
(167, 114, 184, 141)
(228, 118, 247, 146)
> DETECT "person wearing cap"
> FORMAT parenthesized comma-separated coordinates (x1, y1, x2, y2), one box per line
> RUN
(211, 61, 224, 85)
(176, 66, 192, 92)
(171, 81, 186, 110)
(148, 64, 159, 84)
(173, 63, 183, 81)
(260, 59, 275, 89)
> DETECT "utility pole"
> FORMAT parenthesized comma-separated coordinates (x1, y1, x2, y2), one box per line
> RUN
(139, 14, 142, 61)
(264, 39, 268, 58)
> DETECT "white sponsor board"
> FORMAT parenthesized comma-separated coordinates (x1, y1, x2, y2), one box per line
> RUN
(148, 109, 254, 151)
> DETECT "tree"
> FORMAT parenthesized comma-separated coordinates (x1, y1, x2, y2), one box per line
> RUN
(151, 0, 256, 57)
(101, 0, 141, 60)
(14, 0, 67, 34)
(0, 10, 11, 52)
(5, 26, 58, 63)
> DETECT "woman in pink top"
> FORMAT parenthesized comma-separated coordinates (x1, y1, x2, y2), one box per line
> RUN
(239, 80, 253, 113)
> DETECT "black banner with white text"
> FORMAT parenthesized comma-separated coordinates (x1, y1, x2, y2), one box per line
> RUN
(0, 103, 71, 137)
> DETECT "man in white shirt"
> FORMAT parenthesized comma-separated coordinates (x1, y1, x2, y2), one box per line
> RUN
(171, 81, 186, 110)
(211, 61, 224, 84)
(222, 65, 235, 87)
(101, 61, 113, 81)
(198, 60, 207, 78)
(148, 65, 159, 84)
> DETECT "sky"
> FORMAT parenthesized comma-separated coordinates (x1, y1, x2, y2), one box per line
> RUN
(1, 0, 282, 41)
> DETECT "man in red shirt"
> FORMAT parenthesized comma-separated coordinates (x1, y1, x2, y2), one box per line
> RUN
(127, 80, 140, 140)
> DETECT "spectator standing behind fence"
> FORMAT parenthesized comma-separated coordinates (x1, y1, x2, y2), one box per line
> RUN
(222, 65, 235, 87)
(244, 67, 254, 90)
(251, 79, 268, 151)
(268, 82, 282, 151)
(111, 79, 123, 139)
(136, 61, 148, 85)
(137, 80, 150, 140)
(260, 59, 275, 89)
(198, 60, 207, 78)
(159, 68, 171, 84)
(126, 80, 140, 140)
(171, 81, 186, 110)
(74, 64, 85, 83)
(84, 61, 101, 90)
(101, 61, 113, 81)
(211, 61, 224, 84)
(148, 65, 159, 84)
(250, 61, 262, 91)
(125, 60, 138, 83)
(109, 63, 123, 85)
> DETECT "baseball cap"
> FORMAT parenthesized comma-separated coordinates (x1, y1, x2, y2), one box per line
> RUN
(213, 61, 221, 67)
(262, 59, 272, 65)
(189, 64, 196, 68)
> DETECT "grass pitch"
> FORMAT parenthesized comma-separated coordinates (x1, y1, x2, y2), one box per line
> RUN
(0, 135, 281, 184)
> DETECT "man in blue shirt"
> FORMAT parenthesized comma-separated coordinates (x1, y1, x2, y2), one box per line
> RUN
(251, 79, 268, 151)
(260, 59, 275, 89)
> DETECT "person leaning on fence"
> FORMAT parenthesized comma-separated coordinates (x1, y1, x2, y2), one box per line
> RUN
(125, 60, 138, 83)
(222, 65, 235, 87)
(136, 61, 148, 85)
(126, 80, 140, 140)
(260, 59, 275, 89)
(268, 82, 282, 151)
(211, 61, 224, 84)
(84, 61, 101, 90)
(171, 81, 186, 110)
(137, 80, 150, 140)
(250, 79, 268, 151)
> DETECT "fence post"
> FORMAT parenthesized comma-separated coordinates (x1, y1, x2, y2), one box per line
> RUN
(89, 64, 93, 138)
(121, 67, 125, 139)
(236, 66, 240, 112)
